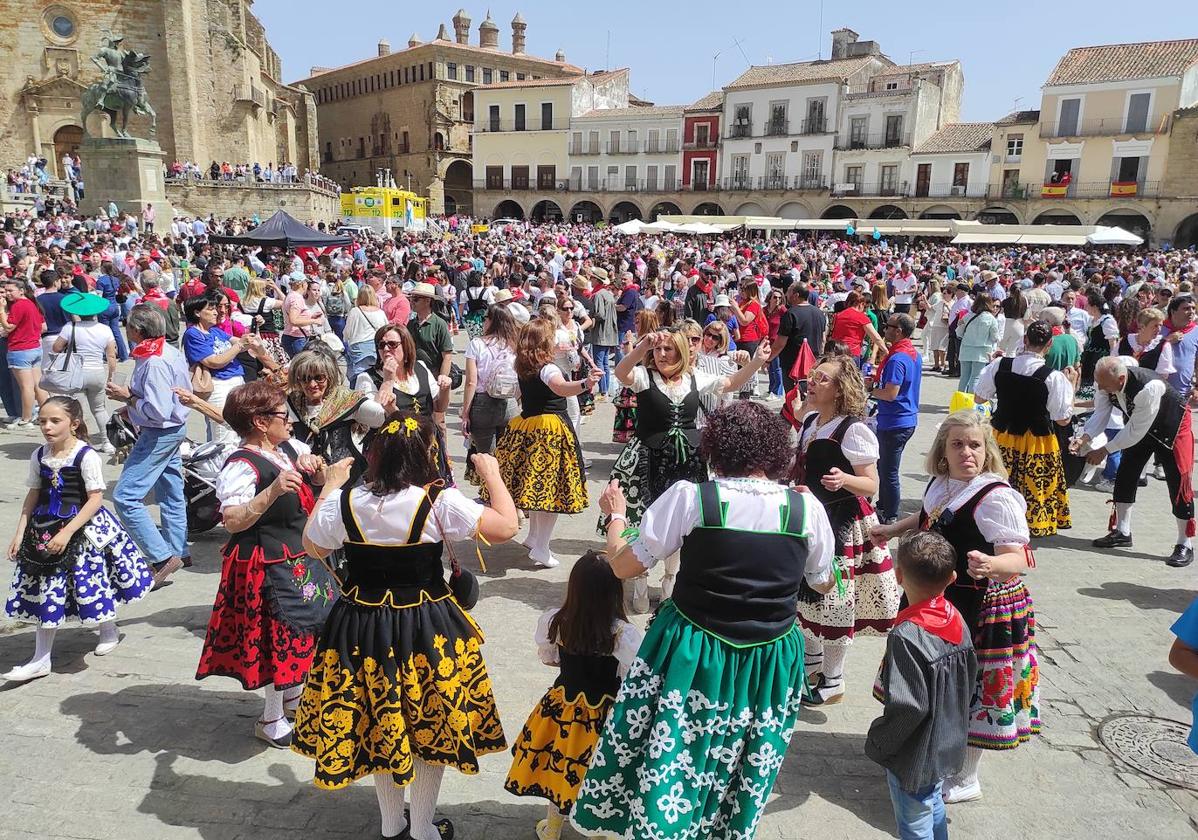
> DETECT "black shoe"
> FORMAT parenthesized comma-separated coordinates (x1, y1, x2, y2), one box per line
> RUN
(1092, 530, 1133, 548)
(801, 673, 845, 706)
(1167, 545, 1194, 568)
(1138, 475, 1149, 487)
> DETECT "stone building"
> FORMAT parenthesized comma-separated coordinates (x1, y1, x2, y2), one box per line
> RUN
(0, 0, 319, 181)
(294, 9, 581, 215)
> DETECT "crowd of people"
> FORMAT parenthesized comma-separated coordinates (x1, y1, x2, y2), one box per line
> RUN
(166, 160, 341, 193)
(2, 201, 1198, 840)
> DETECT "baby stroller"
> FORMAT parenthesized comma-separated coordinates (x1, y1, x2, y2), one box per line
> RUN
(106, 413, 231, 535)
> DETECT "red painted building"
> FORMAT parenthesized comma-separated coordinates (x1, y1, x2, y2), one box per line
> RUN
(682, 91, 722, 190)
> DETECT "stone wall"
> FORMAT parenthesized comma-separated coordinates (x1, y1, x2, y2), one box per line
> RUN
(165, 180, 340, 223)
(1163, 108, 1198, 199)
(0, 0, 316, 177)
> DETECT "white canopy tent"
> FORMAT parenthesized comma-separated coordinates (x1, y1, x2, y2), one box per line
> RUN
(949, 224, 1142, 246)
(613, 218, 647, 235)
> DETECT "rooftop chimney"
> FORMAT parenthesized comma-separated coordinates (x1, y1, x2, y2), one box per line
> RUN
(479, 10, 499, 50)
(435, 23, 450, 41)
(452, 9, 471, 45)
(408, 33, 423, 49)
(511, 12, 526, 55)
(555, 48, 566, 63)
(830, 27, 859, 60)
(377, 38, 390, 56)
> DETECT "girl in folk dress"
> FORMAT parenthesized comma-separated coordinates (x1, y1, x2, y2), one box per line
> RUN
(504, 551, 642, 840)
(4, 397, 153, 682)
(792, 355, 900, 705)
(873, 410, 1039, 804)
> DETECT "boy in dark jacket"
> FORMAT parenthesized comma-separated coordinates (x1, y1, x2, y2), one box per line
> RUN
(867, 531, 977, 840)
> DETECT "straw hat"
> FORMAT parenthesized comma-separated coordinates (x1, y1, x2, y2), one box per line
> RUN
(409, 281, 437, 299)
(713, 294, 732, 308)
(493, 288, 513, 303)
(587, 266, 609, 282)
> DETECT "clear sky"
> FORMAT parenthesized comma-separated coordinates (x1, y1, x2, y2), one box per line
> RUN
(257, 0, 1197, 123)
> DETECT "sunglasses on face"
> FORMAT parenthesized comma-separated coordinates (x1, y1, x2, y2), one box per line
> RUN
(703, 331, 720, 338)
(380, 340, 403, 351)
(301, 374, 328, 384)
(259, 410, 290, 420)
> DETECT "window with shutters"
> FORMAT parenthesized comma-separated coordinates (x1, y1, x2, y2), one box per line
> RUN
(609, 130, 620, 153)
(512, 166, 529, 190)
(1125, 92, 1150, 133)
(646, 165, 658, 191)
(514, 104, 525, 131)
(541, 102, 553, 130)
(664, 165, 676, 190)
(953, 162, 969, 187)
(625, 165, 637, 188)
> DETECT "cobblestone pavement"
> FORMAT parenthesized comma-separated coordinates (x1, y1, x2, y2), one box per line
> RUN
(2, 350, 1198, 840)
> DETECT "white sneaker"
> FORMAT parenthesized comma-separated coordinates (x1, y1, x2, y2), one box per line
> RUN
(943, 778, 982, 803)
(94, 635, 121, 656)
(1093, 479, 1115, 494)
(533, 553, 560, 569)
(1154, 464, 1168, 481)
(1, 659, 51, 682)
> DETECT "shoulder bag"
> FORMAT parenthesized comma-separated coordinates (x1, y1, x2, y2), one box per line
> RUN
(42, 324, 86, 395)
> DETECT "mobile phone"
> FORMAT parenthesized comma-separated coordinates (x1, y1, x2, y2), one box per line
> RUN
(798, 379, 809, 400)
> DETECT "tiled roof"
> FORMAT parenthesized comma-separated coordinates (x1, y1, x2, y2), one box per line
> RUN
(912, 123, 993, 154)
(685, 90, 723, 111)
(1046, 39, 1198, 86)
(295, 40, 582, 83)
(577, 105, 684, 120)
(996, 109, 1041, 125)
(724, 55, 883, 90)
(874, 60, 957, 78)
(479, 67, 624, 91)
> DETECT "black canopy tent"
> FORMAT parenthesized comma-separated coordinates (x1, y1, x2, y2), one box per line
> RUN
(209, 210, 353, 251)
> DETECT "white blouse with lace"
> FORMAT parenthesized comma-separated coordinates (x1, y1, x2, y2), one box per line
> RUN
(534, 608, 643, 678)
(921, 473, 1030, 547)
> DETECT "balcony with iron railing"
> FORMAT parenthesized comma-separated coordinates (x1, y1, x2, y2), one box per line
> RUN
(908, 182, 987, 199)
(475, 119, 558, 133)
(682, 138, 719, 150)
(800, 117, 830, 134)
(764, 119, 789, 137)
(569, 141, 681, 156)
(829, 180, 910, 198)
(1039, 116, 1168, 139)
(473, 178, 683, 193)
(721, 175, 829, 191)
(727, 123, 753, 139)
(835, 130, 913, 151)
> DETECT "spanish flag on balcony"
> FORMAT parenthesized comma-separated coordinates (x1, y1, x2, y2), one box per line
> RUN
(1110, 181, 1138, 197)
(1041, 184, 1068, 198)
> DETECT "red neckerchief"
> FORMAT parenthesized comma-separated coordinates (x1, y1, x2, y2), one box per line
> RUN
(895, 594, 964, 645)
(130, 336, 165, 358)
(1168, 320, 1197, 337)
(878, 337, 917, 372)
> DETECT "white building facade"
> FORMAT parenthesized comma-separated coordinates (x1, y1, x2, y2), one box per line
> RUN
(567, 106, 684, 203)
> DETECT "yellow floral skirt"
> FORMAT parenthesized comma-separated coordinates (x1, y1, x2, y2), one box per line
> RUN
(996, 430, 1071, 538)
(292, 589, 506, 789)
(504, 684, 616, 812)
(494, 412, 588, 514)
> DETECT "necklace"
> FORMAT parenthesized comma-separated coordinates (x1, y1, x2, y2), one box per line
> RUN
(801, 413, 840, 455)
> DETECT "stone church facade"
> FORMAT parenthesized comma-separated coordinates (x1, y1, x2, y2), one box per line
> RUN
(0, 0, 318, 181)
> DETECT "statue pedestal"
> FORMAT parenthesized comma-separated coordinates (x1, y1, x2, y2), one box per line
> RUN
(79, 137, 173, 223)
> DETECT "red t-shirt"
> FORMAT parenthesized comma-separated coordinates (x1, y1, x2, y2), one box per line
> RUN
(6, 297, 44, 350)
(739, 299, 768, 343)
(828, 307, 872, 357)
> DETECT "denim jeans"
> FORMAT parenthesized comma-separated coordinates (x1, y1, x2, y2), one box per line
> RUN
(886, 771, 948, 840)
(326, 315, 346, 342)
(958, 359, 987, 393)
(468, 393, 516, 456)
(120, 294, 141, 320)
(610, 345, 627, 397)
(114, 423, 189, 564)
(281, 334, 308, 358)
(345, 340, 376, 385)
(768, 357, 784, 395)
(101, 302, 129, 361)
(878, 425, 915, 521)
(592, 345, 614, 395)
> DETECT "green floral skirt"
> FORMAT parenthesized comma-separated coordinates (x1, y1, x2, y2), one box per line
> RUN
(570, 602, 805, 839)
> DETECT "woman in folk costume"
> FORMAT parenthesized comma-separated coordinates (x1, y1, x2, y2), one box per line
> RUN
(873, 410, 1039, 803)
(495, 318, 602, 569)
(196, 381, 338, 748)
(573, 401, 836, 840)
(972, 320, 1077, 537)
(285, 348, 385, 485)
(611, 309, 659, 444)
(600, 327, 770, 605)
(791, 354, 900, 706)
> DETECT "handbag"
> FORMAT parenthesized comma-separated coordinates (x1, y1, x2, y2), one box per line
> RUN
(449, 362, 464, 391)
(42, 324, 86, 395)
(430, 496, 479, 609)
(190, 363, 213, 399)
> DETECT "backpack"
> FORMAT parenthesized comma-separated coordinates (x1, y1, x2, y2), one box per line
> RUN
(324, 289, 348, 317)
